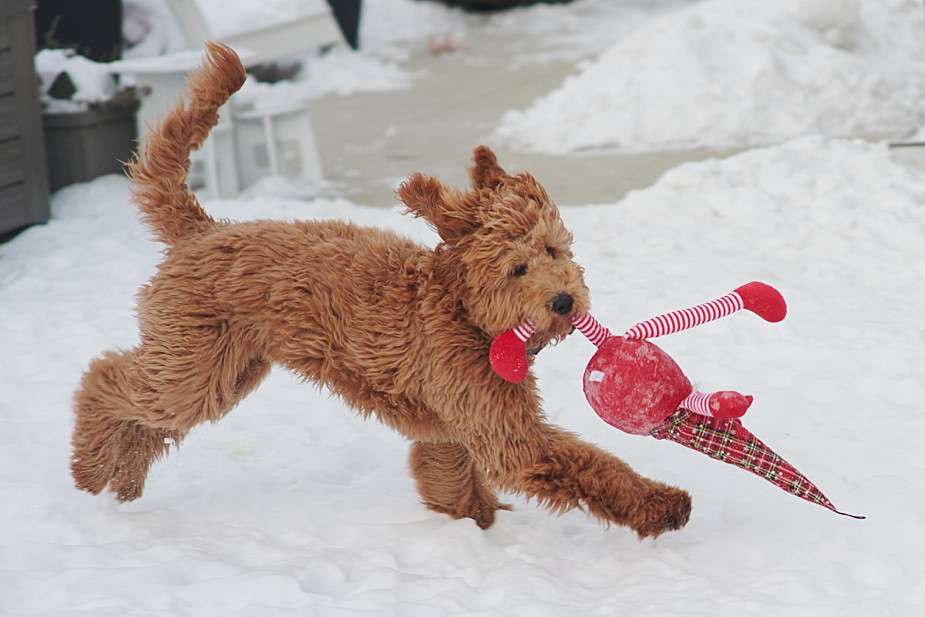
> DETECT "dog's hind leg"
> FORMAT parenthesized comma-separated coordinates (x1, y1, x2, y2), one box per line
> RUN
(71, 350, 179, 498)
(409, 441, 511, 529)
(72, 327, 272, 501)
(109, 357, 270, 501)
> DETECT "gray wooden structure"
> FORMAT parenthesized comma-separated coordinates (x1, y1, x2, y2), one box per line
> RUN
(1, 0, 49, 236)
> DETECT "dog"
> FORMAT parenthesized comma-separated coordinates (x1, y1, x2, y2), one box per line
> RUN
(70, 43, 691, 538)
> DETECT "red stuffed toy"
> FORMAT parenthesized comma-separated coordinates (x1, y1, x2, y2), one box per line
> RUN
(491, 282, 862, 518)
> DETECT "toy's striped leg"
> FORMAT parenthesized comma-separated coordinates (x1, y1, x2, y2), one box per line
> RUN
(680, 390, 753, 420)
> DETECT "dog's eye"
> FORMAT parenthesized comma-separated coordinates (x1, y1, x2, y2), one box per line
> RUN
(546, 246, 556, 258)
(512, 264, 528, 277)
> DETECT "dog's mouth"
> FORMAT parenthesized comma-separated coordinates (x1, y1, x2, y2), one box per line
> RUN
(525, 323, 576, 357)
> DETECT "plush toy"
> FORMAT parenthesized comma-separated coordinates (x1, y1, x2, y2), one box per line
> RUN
(491, 282, 863, 518)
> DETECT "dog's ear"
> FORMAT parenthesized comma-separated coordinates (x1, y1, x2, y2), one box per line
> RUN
(470, 146, 508, 190)
(398, 173, 476, 241)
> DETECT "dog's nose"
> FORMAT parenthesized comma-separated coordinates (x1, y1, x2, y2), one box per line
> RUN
(551, 293, 574, 316)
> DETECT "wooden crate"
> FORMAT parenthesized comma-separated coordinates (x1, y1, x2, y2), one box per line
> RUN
(43, 103, 137, 191)
(0, 0, 50, 236)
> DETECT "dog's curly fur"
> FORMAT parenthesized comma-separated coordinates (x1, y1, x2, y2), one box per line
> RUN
(70, 43, 691, 538)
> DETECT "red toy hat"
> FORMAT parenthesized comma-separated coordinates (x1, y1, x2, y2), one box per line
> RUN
(650, 409, 863, 518)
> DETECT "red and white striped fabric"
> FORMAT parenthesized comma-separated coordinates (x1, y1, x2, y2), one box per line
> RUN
(680, 389, 753, 420)
(624, 291, 744, 339)
(680, 391, 717, 416)
(571, 313, 612, 348)
(510, 319, 537, 342)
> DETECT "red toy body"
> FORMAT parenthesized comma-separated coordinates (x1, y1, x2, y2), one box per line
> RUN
(583, 337, 690, 435)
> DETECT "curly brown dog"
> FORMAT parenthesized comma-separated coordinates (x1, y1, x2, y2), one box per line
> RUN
(70, 43, 691, 538)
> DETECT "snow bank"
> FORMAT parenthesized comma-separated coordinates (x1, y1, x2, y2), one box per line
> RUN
(496, 0, 925, 153)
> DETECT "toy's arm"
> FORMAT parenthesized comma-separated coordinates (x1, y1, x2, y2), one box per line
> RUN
(625, 282, 786, 339)
(571, 313, 612, 347)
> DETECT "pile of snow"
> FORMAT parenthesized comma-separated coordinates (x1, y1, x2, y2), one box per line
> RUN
(482, 0, 693, 65)
(1, 137, 923, 614)
(34, 49, 121, 112)
(496, 0, 925, 153)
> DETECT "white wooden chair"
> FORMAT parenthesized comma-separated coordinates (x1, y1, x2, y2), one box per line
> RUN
(164, 0, 344, 66)
(112, 1, 344, 198)
(234, 101, 324, 190)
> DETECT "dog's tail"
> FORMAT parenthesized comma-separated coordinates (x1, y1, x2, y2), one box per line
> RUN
(127, 42, 246, 246)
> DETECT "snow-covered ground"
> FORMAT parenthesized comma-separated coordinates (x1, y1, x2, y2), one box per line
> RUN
(4, 0, 925, 615)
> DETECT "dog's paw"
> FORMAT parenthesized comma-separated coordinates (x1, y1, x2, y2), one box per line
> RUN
(71, 456, 115, 496)
(425, 499, 512, 530)
(632, 484, 692, 540)
(109, 471, 146, 503)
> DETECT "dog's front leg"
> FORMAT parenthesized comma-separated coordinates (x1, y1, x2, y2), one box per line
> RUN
(424, 356, 690, 537)
(513, 426, 692, 539)
(448, 380, 691, 538)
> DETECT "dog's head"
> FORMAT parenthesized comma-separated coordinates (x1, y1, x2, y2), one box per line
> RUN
(398, 146, 590, 349)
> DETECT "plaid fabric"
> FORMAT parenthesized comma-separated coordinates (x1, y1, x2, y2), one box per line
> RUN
(650, 409, 863, 518)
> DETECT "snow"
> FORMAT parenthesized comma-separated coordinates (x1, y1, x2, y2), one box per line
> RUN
(34, 49, 121, 112)
(495, 0, 925, 153)
(5, 0, 925, 615)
